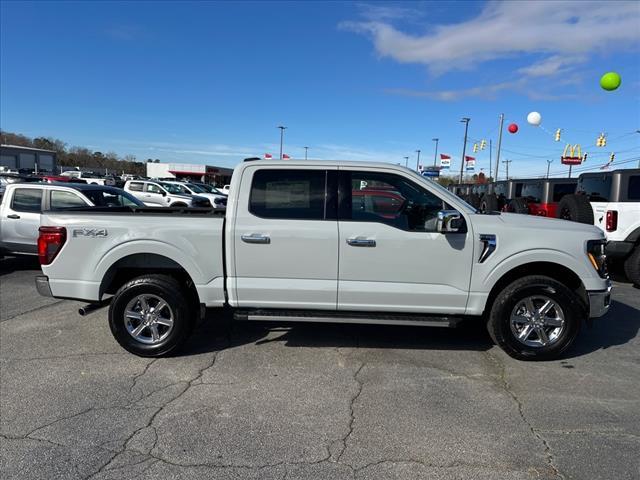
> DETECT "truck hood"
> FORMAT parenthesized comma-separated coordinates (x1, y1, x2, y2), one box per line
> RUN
(471, 212, 604, 238)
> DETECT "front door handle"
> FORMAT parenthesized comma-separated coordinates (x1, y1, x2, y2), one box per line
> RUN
(241, 233, 271, 244)
(347, 237, 376, 247)
(7, 214, 20, 219)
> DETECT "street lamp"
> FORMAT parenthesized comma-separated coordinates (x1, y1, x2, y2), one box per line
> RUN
(415, 150, 421, 172)
(404, 156, 409, 168)
(459, 118, 470, 184)
(304, 146, 309, 160)
(432, 138, 439, 166)
(278, 126, 287, 159)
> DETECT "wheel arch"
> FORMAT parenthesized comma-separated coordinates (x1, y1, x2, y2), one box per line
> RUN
(483, 261, 587, 318)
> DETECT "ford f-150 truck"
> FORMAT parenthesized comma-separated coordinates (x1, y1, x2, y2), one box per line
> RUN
(36, 161, 611, 360)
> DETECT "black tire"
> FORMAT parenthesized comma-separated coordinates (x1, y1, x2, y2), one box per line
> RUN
(556, 194, 594, 224)
(170, 202, 188, 208)
(487, 275, 585, 360)
(480, 194, 499, 213)
(511, 197, 529, 214)
(108, 274, 195, 357)
(623, 246, 640, 286)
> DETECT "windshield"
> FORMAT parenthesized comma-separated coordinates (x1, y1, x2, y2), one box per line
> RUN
(159, 182, 187, 194)
(186, 183, 206, 193)
(578, 175, 612, 202)
(82, 189, 143, 207)
(193, 183, 217, 193)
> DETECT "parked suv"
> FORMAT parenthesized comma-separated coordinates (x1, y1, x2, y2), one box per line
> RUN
(557, 169, 640, 285)
(124, 180, 211, 208)
(478, 180, 523, 213)
(160, 181, 227, 210)
(508, 178, 577, 217)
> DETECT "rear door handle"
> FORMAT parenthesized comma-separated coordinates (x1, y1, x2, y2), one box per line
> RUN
(347, 237, 376, 247)
(241, 233, 271, 244)
(7, 214, 20, 219)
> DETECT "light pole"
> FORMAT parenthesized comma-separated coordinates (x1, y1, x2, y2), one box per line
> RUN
(546, 159, 553, 178)
(494, 114, 504, 181)
(432, 138, 439, 166)
(304, 146, 309, 160)
(278, 126, 287, 159)
(404, 156, 409, 168)
(415, 150, 421, 171)
(459, 118, 470, 183)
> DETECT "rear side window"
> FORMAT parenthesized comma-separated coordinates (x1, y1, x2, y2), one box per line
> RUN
(628, 176, 640, 201)
(578, 175, 611, 202)
(249, 169, 326, 220)
(11, 188, 42, 212)
(51, 190, 87, 208)
(552, 183, 576, 202)
(522, 183, 543, 203)
(128, 182, 143, 192)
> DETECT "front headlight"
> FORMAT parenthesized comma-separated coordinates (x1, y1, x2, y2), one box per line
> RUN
(586, 240, 608, 278)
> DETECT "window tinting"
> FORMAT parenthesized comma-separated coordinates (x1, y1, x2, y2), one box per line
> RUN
(577, 175, 611, 202)
(11, 188, 42, 212)
(342, 171, 445, 232)
(628, 176, 640, 201)
(128, 182, 143, 192)
(552, 183, 577, 202)
(249, 169, 326, 220)
(522, 183, 543, 203)
(51, 190, 87, 209)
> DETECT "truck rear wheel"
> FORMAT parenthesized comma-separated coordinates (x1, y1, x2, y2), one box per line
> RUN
(487, 275, 584, 360)
(480, 194, 498, 213)
(556, 194, 594, 224)
(108, 274, 194, 357)
(623, 246, 640, 286)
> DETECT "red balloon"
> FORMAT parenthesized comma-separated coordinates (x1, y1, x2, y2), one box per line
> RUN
(508, 123, 518, 134)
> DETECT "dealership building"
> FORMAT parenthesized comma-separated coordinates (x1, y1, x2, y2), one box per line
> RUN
(146, 162, 233, 186)
(0, 144, 57, 173)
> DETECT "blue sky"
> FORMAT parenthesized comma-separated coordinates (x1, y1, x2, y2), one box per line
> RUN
(1, 0, 639, 178)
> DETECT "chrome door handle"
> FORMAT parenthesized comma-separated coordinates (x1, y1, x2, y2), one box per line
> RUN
(347, 237, 376, 247)
(7, 214, 20, 219)
(241, 233, 271, 244)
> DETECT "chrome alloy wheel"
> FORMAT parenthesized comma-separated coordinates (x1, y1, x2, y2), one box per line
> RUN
(510, 295, 565, 348)
(124, 294, 174, 345)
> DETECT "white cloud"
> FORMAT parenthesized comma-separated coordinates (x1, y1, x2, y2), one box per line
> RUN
(342, 1, 640, 74)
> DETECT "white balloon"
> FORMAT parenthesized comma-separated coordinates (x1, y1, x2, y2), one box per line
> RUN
(527, 111, 542, 126)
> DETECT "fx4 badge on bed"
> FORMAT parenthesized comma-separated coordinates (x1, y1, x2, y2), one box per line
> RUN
(72, 228, 108, 238)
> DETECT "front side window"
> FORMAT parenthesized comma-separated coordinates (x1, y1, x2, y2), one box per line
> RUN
(342, 171, 445, 232)
(552, 183, 577, 202)
(249, 169, 326, 220)
(11, 188, 42, 212)
(83, 190, 142, 207)
(51, 190, 87, 208)
(146, 183, 164, 194)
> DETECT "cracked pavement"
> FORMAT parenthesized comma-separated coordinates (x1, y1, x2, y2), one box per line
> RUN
(1, 257, 639, 479)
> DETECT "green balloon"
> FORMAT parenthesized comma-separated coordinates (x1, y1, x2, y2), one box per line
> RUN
(600, 72, 621, 91)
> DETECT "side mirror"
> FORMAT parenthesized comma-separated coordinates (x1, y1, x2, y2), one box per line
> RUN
(436, 210, 463, 233)
(161, 191, 167, 196)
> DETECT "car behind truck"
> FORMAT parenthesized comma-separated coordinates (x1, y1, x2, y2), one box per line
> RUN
(36, 161, 611, 360)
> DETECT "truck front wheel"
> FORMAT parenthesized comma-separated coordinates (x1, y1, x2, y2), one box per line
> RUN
(108, 274, 194, 357)
(487, 275, 584, 360)
(623, 246, 640, 286)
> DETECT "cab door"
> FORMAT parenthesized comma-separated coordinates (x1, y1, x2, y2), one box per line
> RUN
(232, 166, 339, 310)
(143, 183, 166, 206)
(1, 187, 44, 254)
(337, 169, 474, 314)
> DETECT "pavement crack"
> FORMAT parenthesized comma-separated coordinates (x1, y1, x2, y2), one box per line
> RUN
(485, 351, 566, 480)
(332, 361, 366, 463)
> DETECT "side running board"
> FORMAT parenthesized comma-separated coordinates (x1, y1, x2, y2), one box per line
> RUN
(233, 309, 462, 328)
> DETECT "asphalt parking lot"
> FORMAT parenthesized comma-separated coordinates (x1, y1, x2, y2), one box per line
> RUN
(1, 257, 639, 480)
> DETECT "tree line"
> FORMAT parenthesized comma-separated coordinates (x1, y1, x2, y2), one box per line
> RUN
(1, 130, 151, 176)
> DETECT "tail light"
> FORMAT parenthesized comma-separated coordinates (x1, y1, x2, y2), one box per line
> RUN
(38, 226, 66, 265)
(606, 210, 618, 232)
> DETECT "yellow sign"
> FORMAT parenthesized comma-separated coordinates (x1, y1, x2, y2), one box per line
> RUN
(562, 143, 582, 158)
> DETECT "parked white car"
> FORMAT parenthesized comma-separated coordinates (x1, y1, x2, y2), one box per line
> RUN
(0, 182, 142, 256)
(60, 171, 115, 186)
(160, 181, 227, 210)
(124, 180, 211, 208)
(557, 168, 640, 285)
(37, 160, 610, 360)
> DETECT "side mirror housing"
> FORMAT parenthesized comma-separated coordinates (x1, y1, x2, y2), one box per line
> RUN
(161, 191, 167, 196)
(437, 210, 464, 233)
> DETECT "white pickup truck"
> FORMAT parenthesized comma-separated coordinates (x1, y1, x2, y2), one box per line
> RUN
(36, 160, 611, 360)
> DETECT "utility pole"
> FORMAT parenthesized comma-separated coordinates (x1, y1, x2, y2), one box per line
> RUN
(459, 118, 470, 184)
(568, 165, 573, 178)
(546, 159, 553, 178)
(494, 114, 504, 181)
(432, 138, 439, 166)
(404, 156, 409, 168)
(502, 159, 512, 180)
(304, 146, 309, 160)
(277, 126, 287, 159)
(415, 150, 421, 171)
(489, 139, 492, 181)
